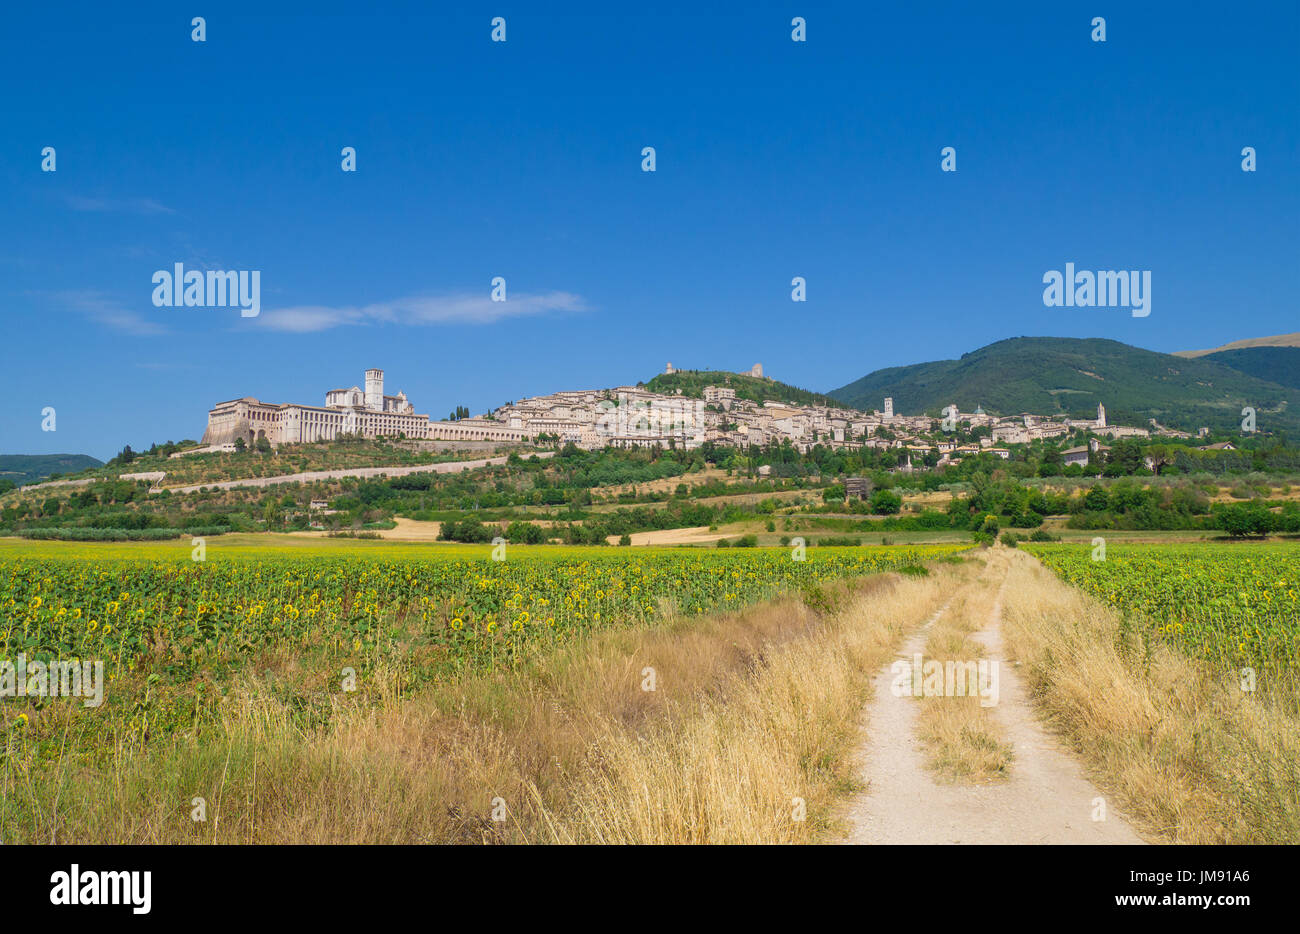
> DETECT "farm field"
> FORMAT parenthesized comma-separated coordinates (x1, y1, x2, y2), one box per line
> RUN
(4, 535, 1297, 844)
(1024, 542, 1300, 679)
(1002, 542, 1300, 844)
(0, 541, 966, 761)
(0, 538, 974, 843)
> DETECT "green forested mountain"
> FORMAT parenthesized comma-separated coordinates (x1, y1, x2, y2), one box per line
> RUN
(829, 337, 1296, 433)
(644, 369, 850, 409)
(0, 454, 104, 487)
(1198, 347, 1300, 392)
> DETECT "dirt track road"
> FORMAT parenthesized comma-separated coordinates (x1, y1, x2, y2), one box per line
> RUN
(844, 551, 1147, 845)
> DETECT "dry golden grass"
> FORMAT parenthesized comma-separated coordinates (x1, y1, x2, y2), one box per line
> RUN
(1000, 549, 1300, 844)
(534, 570, 954, 843)
(915, 552, 1013, 783)
(4, 564, 960, 844)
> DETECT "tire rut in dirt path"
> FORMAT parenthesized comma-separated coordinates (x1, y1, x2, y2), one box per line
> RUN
(843, 552, 1147, 845)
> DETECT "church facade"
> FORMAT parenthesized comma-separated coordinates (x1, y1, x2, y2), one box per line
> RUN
(200, 368, 525, 447)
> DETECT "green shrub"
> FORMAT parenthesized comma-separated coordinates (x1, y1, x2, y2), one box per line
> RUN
(18, 527, 189, 541)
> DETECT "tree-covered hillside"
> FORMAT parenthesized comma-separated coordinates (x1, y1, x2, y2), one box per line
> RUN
(1199, 347, 1300, 392)
(0, 454, 103, 488)
(645, 370, 852, 409)
(829, 337, 1297, 434)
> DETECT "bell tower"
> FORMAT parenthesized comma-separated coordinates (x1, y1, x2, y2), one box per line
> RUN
(364, 368, 384, 411)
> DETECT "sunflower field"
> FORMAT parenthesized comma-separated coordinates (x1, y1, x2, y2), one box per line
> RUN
(0, 542, 966, 755)
(1024, 542, 1300, 679)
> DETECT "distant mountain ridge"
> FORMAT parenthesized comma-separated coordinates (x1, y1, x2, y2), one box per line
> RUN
(827, 336, 1296, 434)
(1174, 332, 1300, 358)
(0, 454, 104, 486)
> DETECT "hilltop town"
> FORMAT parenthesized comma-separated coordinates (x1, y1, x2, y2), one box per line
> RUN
(193, 364, 1196, 469)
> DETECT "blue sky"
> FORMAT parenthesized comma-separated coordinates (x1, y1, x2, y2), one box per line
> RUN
(2, 1, 1296, 460)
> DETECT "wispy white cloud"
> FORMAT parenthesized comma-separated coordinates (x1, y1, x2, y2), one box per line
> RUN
(64, 195, 176, 215)
(50, 290, 170, 336)
(256, 290, 587, 333)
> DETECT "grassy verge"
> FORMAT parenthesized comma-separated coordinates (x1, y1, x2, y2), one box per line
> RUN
(1001, 550, 1300, 843)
